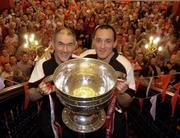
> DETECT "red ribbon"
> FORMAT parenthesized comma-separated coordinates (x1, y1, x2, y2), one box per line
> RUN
(105, 80, 128, 138)
(171, 82, 180, 117)
(46, 82, 53, 90)
(160, 75, 171, 102)
(23, 82, 29, 110)
(54, 121, 63, 138)
(106, 88, 118, 138)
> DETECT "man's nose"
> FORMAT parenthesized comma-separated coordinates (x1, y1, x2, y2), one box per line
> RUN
(100, 41, 105, 48)
(62, 45, 68, 52)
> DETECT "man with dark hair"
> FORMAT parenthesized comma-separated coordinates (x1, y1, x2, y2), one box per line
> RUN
(93, 24, 117, 43)
(86, 24, 135, 91)
(82, 24, 136, 138)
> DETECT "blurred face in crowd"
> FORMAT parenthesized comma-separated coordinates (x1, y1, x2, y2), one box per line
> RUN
(8, 29, 15, 36)
(93, 28, 116, 61)
(128, 29, 133, 35)
(2, 10, 8, 17)
(2, 50, 9, 57)
(10, 56, 17, 65)
(4, 63, 12, 73)
(53, 28, 77, 63)
(22, 54, 29, 63)
(170, 55, 176, 64)
(76, 22, 82, 30)
(136, 53, 144, 62)
(138, 21, 143, 28)
(150, 58, 156, 66)
(98, 18, 105, 25)
(135, 29, 141, 36)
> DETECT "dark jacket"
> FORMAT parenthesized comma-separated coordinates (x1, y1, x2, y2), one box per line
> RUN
(30, 54, 77, 138)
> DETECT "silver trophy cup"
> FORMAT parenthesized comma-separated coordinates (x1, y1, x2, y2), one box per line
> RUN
(53, 58, 117, 133)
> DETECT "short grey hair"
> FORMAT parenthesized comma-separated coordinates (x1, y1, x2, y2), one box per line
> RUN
(53, 27, 76, 43)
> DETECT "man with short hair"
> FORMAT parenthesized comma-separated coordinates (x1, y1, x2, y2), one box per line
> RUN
(29, 27, 77, 138)
(85, 24, 136, 91)
(82, 24, 136, 138)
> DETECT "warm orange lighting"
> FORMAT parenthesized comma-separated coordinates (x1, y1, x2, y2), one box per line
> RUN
(23, 33, 39, 51)
(144, 36, 163, 55)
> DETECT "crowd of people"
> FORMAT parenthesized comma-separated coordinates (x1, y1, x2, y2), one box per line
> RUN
(0, 1, 179, 138)
(0, 0, 179, 88)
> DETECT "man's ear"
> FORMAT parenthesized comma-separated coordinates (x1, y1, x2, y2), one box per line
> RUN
(113, 40, 117, 48)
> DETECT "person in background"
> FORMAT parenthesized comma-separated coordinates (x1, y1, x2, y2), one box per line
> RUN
(9, 55, 25, 82)
(17, 53, 33, 81)
(147, 57, 161, 77)
(0, 49, 10, 66)
(1, 63, 14, 87)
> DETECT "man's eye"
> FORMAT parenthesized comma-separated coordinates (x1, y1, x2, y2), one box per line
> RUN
(68, 44, 74, 47)
(96, 39, 101, 43)
(58, 43, 64, 46)
(105, 40, 112, 44)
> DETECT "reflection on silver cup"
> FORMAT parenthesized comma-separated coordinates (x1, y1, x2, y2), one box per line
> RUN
(53, 58, 117, 133)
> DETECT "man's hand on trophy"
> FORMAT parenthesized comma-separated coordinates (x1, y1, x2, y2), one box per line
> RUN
(115, 71, 126, 80)
(115, 79, 132, 109)
(116, 93, 132, 109)
(39, 81, 54, 95)
(116, 79, 128, 93)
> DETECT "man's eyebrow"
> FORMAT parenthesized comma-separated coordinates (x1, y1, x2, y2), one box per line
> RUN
(105, 38, 113, 41)
(57, 41, 63, 44)
(57, 41, 74, 44)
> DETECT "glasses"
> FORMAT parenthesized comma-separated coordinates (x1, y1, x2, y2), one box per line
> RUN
(57, 41, 75, 50)
(94, 38, 114, 46)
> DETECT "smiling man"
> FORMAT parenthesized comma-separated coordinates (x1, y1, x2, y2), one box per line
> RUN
(83, 24, 136, 138)
(93, 26, 116, 62)
(53, 29, 77, 63)
(29, 27, 77, 138)
(86, 24, 136, 91)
